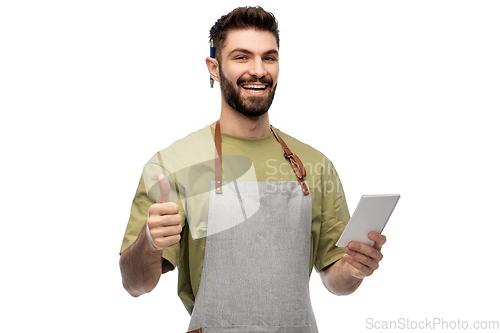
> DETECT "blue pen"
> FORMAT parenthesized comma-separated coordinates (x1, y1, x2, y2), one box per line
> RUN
(210, 39, 215, 88)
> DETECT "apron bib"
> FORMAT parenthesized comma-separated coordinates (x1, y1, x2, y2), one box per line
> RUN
(188, 122, 317, 333)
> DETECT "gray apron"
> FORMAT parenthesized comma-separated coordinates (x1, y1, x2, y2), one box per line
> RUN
(188, 123, 317, 333)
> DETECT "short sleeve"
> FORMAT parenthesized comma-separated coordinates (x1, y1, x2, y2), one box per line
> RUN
(119, 175, 182, 273)
(314, 161, 350, 271)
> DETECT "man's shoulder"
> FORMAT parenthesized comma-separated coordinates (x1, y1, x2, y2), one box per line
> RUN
(158, 125, 213, 155)
(143, 125, 215, 173)
(141, 125, 215, 201)
(275, 127, 330, 164)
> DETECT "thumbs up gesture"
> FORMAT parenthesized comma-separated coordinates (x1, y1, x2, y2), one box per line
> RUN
(146, 174, 182, 250)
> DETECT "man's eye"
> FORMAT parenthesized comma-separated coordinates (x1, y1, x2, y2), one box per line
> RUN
(265, 57, 277, 61)
(235, 56, 247, 60)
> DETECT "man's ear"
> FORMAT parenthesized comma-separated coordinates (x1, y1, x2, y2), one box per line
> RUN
(206, 57, 220, 83)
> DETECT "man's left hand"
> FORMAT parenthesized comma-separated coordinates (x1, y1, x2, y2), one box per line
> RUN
(343, 232, 386, 279)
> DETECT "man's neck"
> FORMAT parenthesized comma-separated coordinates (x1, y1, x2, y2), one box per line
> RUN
(211, 104, 271, 138)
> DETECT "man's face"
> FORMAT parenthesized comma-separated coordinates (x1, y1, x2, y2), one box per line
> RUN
(218, 29, 279, 117)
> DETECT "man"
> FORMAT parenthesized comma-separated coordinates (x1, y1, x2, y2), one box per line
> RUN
(119, 6, 386, 333)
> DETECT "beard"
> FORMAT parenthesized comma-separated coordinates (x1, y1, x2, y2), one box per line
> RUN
(219, 66, 277, 118)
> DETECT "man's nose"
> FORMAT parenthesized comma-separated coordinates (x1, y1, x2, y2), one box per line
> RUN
(248, 59, 268, 78)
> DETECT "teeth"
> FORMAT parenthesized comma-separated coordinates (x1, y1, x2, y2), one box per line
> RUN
(242, 84, 266, 89)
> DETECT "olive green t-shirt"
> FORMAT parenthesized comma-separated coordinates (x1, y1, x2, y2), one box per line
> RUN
(120, 126, 350, 314)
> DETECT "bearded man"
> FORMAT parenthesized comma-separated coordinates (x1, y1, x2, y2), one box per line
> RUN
(119, 6, 386, 333)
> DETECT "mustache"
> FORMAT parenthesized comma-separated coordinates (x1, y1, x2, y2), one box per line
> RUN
(236, 75, 274, 86)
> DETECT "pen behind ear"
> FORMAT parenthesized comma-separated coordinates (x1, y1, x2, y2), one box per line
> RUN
(210, 39, 215, 88)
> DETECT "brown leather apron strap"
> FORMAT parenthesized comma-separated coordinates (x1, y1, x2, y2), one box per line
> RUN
(215, 120, 223, 194)
(214, 121, 309, 195)
(270, 125, 309, 195)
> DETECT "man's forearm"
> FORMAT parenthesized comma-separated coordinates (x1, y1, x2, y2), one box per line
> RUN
(319, 258, 363, 296)
(119, 226, 164, 297)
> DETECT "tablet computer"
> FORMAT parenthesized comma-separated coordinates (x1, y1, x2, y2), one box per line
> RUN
(336, 194, 400, 247)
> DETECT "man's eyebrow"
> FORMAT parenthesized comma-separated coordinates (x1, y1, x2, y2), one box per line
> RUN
(227, 48, 279, 57)
(263, 50, 279, 56)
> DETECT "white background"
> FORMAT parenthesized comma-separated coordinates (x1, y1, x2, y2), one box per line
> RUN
(1, 1, 499, 332)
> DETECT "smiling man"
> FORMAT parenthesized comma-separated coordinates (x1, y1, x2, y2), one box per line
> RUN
(119, 6, 386, 333)
(214, 29, 278, 119)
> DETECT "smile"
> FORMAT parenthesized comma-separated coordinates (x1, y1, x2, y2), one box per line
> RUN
(241, 84, 268, 94)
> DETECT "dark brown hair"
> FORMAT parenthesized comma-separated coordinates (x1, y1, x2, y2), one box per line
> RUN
(209, 6, 280, 62)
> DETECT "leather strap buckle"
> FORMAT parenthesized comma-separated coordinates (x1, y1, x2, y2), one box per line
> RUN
(287, 154, 306, 179)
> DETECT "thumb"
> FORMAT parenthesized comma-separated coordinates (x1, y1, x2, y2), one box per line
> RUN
(157, 174, 170, 203)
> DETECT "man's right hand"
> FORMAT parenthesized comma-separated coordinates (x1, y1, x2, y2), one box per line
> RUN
(146, 174, 182, 250)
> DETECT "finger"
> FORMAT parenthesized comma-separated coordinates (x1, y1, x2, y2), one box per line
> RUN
(347, 241, 383, 262)
(345, 246, 380, 270)
(149, 202, 180, 217)
(149, 211, 182, 227)
(149, 223, 183, 238)
(343, 254, 373, 278)
(368, 232, 387, 251)
(157, 174, 170, 203)
(154, 234, 181, 249)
